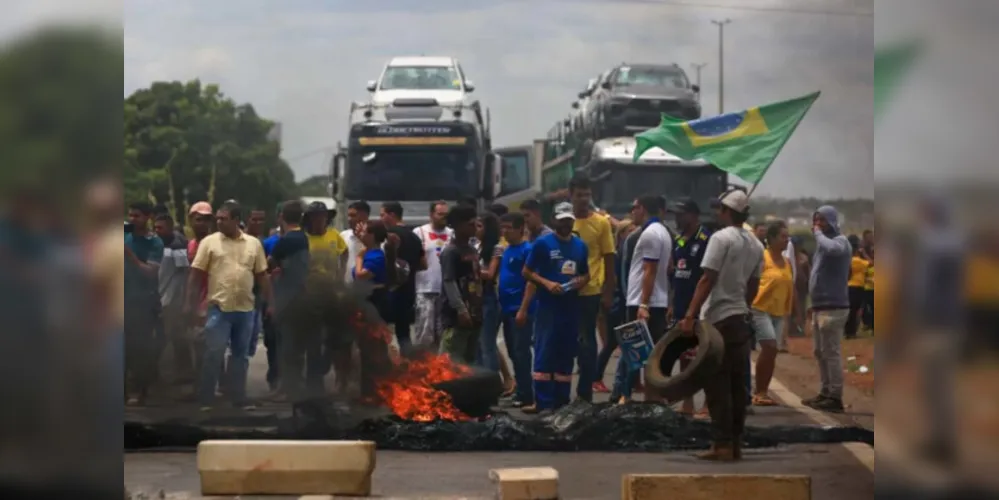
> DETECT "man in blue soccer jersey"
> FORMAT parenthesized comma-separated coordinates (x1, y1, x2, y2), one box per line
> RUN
(667, 199, 712, 416)
(521, 202, 590, 413)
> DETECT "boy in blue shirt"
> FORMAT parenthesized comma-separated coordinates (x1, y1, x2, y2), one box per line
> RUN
(498, 213, 534, 408)
(521, 202, 590, 412)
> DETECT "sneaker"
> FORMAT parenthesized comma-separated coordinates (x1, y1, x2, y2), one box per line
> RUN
(801, 394, 828, 406)
(808, 397, 844, 413)
(593, 381, 611, 393)
(521, 404, 540, 414)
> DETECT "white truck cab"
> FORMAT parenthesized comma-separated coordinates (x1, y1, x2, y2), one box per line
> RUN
(367, 56, 474, 107)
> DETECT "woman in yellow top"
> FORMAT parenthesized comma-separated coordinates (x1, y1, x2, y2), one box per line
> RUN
(845, 235, 869, 339)
(750, 221, 795, 406)
(862, 255, 875, 330)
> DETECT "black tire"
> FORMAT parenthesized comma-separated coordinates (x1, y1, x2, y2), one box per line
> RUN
(644, 321, 724, 403)
(432, 368, 503, 418)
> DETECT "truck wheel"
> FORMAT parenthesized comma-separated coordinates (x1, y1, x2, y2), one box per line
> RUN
(643, 321, 725, 403)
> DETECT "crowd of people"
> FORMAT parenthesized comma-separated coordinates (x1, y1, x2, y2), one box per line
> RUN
(122, 174, 879, 461)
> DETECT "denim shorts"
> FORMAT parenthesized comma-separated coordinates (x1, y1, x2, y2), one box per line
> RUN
(750, 310, 784, 343)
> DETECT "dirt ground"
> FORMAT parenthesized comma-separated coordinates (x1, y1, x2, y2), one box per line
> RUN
(784, 332, 876, 395)
(767, 330, 875, 431)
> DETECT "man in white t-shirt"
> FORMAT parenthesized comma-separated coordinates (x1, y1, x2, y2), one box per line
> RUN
(340, 201, 370, 282)
(678, 188, 764, 462)
(412, 201, 453, 346)
(623, 194, 673, 401)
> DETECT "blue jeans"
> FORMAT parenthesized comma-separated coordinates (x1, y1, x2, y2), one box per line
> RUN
(198, 305, 255, 405)
(501, 312, 534, 404)
(248, 306, 263, 357)
(478, 292, 501, 371)
(575, 295, 602, 401)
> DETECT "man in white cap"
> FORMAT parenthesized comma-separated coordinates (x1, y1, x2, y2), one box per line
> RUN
(520, 202, 590, 413)
(678, 188, 764, 461)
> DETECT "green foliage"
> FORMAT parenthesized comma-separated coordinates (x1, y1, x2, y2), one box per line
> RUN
(0, 26, 122, 203)
(124, 79, 296, 225)
(296, 174, 331, 197)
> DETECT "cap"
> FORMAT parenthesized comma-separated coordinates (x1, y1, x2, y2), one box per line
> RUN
(717, 189, 750, 214)
(668, 199, 701, 215)
(306, 201, 329, 214)
(189, 201, 212, 215)
(554, 202, 576, 220)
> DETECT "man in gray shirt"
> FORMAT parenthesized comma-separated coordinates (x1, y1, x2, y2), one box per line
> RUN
(153, 213, 192, 383)
(678, 189, 763, 462)
(803, 205, 852, 413)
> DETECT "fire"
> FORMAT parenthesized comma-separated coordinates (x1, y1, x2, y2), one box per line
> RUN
(351, 310, 473, 422)
(376, 353, 474, 422)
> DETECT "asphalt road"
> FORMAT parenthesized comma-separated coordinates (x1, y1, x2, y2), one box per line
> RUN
(125, 333, 874, 499)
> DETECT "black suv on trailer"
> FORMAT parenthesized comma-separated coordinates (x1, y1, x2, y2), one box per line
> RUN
(587, 63, 701, 139)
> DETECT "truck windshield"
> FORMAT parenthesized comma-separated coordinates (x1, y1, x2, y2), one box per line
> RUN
(345, 148, 479, 201)
(379, 66, 462, 90)
(595, 165, 726, 217)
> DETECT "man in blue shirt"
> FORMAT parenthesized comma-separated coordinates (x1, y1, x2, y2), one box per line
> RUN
(522, 202, 589, 412)
(667, 199, 712, 415)
(260, 211, 283, 391)
(124, 201, 165, 405)
(498, 213, 534, 408)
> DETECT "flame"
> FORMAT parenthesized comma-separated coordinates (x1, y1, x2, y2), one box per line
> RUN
(376, 353, 474, 422)
(351, 310, 473, 422)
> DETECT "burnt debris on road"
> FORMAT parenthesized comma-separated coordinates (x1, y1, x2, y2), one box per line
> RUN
(125, 399, 872, 452)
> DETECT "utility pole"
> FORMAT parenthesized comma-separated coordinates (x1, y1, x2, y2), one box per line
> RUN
(690, 62, 707, 101)
(711, 18, 732, 114)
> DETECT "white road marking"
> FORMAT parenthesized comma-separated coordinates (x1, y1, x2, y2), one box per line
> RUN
(760, 361, 875, 472)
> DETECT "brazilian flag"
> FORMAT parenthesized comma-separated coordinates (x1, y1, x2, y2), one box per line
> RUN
(632, 91, 820, 184)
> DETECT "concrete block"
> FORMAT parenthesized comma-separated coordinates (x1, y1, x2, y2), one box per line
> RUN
(489, 467, 559, 500)
(196, 440, 375, 496)
(622, 474, 810, 500)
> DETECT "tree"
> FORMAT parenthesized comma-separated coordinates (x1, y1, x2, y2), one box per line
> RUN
(0, 26, 121, 207)
(124, 80, 296, 226)
(296, 174, 331, 197)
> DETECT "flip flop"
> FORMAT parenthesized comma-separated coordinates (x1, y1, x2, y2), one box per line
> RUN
(753, 394, 779, 406)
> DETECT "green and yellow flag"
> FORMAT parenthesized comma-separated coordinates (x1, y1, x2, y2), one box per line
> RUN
(632, 91, 819, 184)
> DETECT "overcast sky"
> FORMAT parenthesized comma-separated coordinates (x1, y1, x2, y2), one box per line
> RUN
(11, 0, 876, 197)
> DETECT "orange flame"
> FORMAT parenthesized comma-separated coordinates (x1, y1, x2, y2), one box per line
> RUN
(376, 353, 474, 422)
(352, 310, 474, 422)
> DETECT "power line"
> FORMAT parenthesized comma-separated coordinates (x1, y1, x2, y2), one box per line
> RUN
(598, 0, 873, 17)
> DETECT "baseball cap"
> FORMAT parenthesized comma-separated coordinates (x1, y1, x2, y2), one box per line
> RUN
(306, 201, 329, 214)
(189, 201, 212, 215)
(668, 199, 701, 215)
(716, 189, 750, 214)
(554, 202, 576, 220)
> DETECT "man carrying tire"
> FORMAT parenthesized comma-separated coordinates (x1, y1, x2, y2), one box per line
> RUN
(677, 189, 764, 462)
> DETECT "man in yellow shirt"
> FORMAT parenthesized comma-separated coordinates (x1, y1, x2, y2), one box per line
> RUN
(304, 201, 348, 278)
(188, 201, 273, 411)
(568, 175, 616, 402)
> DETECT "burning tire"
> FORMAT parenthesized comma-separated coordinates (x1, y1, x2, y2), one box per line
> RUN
(644, 321, 724, 403)
(432, 368, 503, 419)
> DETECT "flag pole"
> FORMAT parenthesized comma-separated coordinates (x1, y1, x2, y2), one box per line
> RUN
(747, 182, 759, 199)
